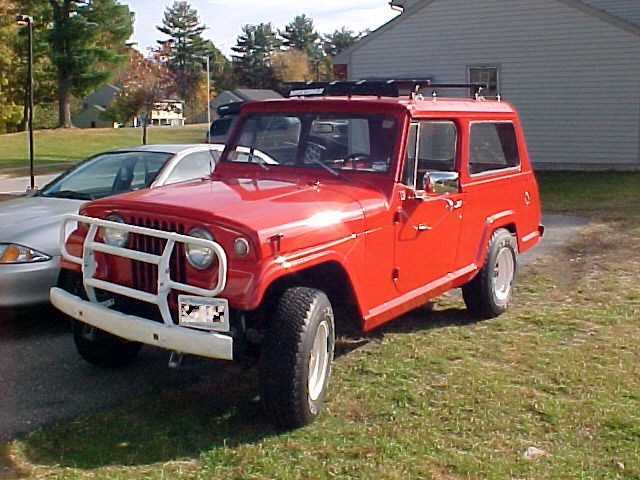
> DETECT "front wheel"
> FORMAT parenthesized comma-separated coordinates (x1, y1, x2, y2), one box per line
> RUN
(259, 287, 335, 429)
(73, 322, 142, 368)
(58, 270, 142, 368)
(462, 228, 518, 319)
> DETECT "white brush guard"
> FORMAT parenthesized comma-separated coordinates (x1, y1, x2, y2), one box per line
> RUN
(50, 214, 234, 361)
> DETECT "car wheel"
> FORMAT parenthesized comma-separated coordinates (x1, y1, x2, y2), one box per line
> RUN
(58, 269, 142, 368)
(258, 287, 335, 429)
(462, 228, 517, 319)
(73, 322, 142, 368)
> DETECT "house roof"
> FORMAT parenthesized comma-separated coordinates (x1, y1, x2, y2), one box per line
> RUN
(231, 89, 282, 102)
(334, 0, 639, 64)
(581, 0, 640, 26)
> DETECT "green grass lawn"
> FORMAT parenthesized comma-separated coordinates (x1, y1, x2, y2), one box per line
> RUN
(0, 129, 639, 479)
(0, 124, 207, 175)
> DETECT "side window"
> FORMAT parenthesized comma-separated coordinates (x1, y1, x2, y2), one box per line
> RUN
(401, 123, 418, 187)
(403, 120, 457, 190)
(469, 122, 520, 175)
(165, 151, 215, 185)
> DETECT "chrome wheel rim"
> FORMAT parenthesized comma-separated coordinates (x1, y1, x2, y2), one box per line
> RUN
(493, 247, 515, 302)
(308, 320, 330, 402)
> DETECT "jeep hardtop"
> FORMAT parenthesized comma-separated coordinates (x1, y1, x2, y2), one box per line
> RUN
(51, 79, 543, 428)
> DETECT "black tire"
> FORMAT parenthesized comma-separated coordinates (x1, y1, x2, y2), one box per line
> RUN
(462, 228, 518, 319)
(73, 322, 142, 368)
(58, 269, 142, 368)
(259, 287, 335, 429)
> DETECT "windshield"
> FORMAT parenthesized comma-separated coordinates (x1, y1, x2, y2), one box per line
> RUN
(223, 112, 398, 174)
(39, 151, 172, 200)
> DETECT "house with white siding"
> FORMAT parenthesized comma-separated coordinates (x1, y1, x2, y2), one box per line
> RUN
(334, 0, 640, 171)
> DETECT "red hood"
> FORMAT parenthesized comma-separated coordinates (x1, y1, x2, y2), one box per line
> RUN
(82, 176, 390, 255)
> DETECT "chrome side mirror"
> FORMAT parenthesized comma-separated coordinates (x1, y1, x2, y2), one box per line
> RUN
(424, 171, 460, 195)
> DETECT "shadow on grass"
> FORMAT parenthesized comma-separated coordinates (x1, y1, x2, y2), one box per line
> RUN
(15, 301, 479, 472)
(335, 300, 480, 358)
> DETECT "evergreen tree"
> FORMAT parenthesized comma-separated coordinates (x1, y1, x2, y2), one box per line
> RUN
(322, 27, 361, 57)
(231, 22, 280, 89)
(156, 0, 209, 101)
(280, 14, 319, 59)
(47, 0, 133, 127)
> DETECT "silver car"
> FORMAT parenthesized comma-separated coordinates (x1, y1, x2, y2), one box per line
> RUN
(0, 144, 221, 310)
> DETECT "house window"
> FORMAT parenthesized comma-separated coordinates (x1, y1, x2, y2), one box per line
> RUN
(468, 66, 499, 97)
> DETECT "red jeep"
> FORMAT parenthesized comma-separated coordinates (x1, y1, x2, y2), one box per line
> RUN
(52, 80, 543, 428)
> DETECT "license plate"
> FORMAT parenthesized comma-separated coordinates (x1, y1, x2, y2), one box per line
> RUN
(178, 295, 229, 332)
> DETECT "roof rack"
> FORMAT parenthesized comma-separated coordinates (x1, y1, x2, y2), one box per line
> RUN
(285, 79, 486, 99)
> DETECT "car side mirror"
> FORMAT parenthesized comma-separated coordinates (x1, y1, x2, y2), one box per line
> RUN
(424, 171, 460, 195)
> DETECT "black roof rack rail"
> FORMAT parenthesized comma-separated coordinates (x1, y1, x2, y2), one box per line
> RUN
(284, 80, 486, 99)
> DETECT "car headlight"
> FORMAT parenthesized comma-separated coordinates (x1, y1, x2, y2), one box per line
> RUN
(102, 214, 129, 247)
(186, 227, 216, 269)
(0, 243, 51, 264)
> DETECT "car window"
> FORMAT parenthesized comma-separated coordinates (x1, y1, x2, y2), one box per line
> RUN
(402, 120, 457, 189)
(40, 152, 172, 200)
(226, 113, 398, 173)
(165, 151, 217, 185)
(469, 122, 520, 175)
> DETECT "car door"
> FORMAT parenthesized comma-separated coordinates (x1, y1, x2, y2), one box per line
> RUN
(394, 120, 465, 294)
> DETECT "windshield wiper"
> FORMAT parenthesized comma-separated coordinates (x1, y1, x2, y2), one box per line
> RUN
(45, 190, 95, 200)
(247, 151, 270, 171)
(306, 157, 351, 182)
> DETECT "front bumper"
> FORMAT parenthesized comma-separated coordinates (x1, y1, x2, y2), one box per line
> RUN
(0, 258, 59, 308)
(50, 287, 233, 360)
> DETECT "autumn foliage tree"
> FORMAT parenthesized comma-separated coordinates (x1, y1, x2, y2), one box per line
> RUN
(0, 0, 23, 132)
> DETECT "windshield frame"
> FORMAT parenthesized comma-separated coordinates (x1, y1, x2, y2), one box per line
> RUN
(220, 110, 401, 176)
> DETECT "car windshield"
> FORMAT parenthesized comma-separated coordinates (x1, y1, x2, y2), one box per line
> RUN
(39, 151, 172, 200)
(223, 112, 399, 174)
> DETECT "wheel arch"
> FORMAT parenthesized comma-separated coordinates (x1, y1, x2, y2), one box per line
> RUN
(259, 260, 362, 333)
(474, 212, 518, 268)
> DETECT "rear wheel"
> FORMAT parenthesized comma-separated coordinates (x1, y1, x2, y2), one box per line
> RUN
(462, 228, 517, 319)
(259, 287, 335, 429)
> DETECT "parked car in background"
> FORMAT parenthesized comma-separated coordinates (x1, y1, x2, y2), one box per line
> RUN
(0, 144, 221, 311)
(205, 102, 243, 144)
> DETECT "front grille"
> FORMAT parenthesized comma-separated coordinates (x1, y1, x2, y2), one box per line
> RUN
(129, 217, 186, 294)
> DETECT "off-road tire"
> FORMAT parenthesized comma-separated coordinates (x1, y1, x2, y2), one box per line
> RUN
(462, 228, 517, 319)
(58, 269, 142, 368)
(73, 322, 142, 368)
(258, 287, 335, 429)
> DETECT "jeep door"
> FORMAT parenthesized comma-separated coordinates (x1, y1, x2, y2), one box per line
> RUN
(393, 120, 465, 294)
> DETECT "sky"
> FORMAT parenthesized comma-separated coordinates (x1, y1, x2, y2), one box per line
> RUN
(119, 0, 401, 57)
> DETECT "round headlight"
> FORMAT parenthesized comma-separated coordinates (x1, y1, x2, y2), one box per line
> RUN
(186, 227, 216, 269)
(233, 237, 250, 258)
(102, 214, 129, 247)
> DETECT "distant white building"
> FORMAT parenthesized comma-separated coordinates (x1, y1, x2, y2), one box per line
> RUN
(150, 100, 185, 126)
(334, 0, 640, 171)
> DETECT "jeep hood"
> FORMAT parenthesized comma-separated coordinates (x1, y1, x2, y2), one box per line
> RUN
(83, 177, 389, 253)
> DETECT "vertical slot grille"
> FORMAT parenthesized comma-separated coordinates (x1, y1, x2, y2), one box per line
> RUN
(129, 217, 186, 293)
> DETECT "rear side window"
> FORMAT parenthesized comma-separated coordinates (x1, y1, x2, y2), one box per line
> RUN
(469, 122, 520, 175)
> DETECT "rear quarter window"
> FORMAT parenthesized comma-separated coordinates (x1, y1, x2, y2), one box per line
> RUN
(469, 122, 520, 175)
